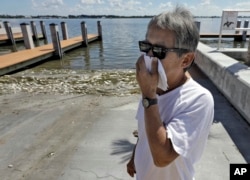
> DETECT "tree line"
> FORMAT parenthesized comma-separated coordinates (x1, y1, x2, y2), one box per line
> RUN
(0, 14, 153, 19)
(1, 14, 249, 19)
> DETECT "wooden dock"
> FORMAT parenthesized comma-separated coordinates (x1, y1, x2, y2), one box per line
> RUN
(0, 32, 22, 41)
(200, 33, 250, 39)
(0, 32, 44, 45)
(0, 34, 100, 76)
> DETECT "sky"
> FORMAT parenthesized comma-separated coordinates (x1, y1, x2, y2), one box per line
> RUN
(0, 0, 250, 16)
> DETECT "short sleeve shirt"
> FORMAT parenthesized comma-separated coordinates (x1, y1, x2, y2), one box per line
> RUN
(134, 78, 214, 180)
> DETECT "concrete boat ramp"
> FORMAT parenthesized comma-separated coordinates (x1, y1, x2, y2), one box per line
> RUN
(0, 64, 249, 179)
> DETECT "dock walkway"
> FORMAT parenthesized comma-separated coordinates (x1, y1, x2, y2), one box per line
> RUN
(200, 33, 249, 39)
(0, 34, 99, 75)
(0, 32, 23, 42)
(0, 32, 44, 44)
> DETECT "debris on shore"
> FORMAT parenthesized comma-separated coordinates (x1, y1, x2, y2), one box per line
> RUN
(0, 69, 140, 96)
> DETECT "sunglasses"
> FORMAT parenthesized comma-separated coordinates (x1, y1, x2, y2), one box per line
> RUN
(138, 41, 189, 60)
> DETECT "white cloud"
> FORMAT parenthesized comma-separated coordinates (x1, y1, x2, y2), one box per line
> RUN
(31, 0, 65, 15)
(200, 0, 211, 6)
(189, 0, 221, 16)
(31, 0, 39, 8)
(32, 0, 64, 9)
(42, 0, 64, 8)
(29, 0, 247, 16)
(125, 0, 141, 10)
(235, 2, 250, 9)
(108, 0, 141, 13)
(109, 0, 123, 8)
(80, 0, 104, 5)
(159, 2, 173, 10)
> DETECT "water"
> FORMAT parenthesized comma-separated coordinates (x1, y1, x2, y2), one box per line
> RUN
(0, 18, 249, 95)
(1, 18, 249, 69)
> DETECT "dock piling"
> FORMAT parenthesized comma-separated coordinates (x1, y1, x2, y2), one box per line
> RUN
(40, 21, 48, 43)
(97, 21, 102, 40)
(195, 21, 201, 33)
(50, 23, 63, 59)
(234, 20, 242, 41)
(81, 21, 88, 47)
(3, 21, 15, 45)
(31, 21, 39, 40)
(242, 20, 249, 41)
(61, 22, 69, 40)
(235, 20, 241, 34)
(20, 23, 35, 49)
(247, 39, 250, 65)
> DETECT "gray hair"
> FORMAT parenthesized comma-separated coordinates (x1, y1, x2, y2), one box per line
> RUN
(147, 6, 199, 52)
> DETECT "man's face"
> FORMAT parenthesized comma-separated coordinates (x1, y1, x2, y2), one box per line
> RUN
(145, 24, 186, 83)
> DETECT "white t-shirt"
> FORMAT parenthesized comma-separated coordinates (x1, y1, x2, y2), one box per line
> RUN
(134, 78, 214, 180)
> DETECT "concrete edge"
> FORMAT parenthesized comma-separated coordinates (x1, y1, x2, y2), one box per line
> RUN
(195, 42, 250, 124)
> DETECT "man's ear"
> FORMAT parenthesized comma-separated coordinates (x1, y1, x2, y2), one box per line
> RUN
(181, 52, 195, 69)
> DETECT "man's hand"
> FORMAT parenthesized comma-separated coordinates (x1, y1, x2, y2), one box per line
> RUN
(136, 55, 158, 98)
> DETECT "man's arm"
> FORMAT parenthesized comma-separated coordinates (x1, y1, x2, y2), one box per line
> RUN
(144, 105, 179, 167)
(136, 55, 179, 167)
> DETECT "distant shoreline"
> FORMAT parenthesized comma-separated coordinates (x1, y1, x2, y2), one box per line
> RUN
(1, 14, 250, 19)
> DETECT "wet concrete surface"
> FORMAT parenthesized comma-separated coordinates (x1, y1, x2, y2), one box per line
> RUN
(0, 64, 249, 180)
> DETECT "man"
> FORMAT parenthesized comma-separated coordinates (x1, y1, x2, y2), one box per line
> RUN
(127, 6, 214, 180)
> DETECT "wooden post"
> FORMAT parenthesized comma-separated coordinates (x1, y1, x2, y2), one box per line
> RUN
(0, 20, 3, 28)
(247, 39, 250, 65)
(97, 21, 102, 40)
(234, 20, 242, 41)
(20, 23, 35, 49)
(61, 22, 69, 40)
(194, 21, 201, 33)
(40, 21, 48, 42)
(242, 20, 249, 41)
(81, 21, 88, 47)
(235, 20, 241, 34)
(3, 21, 15, 45)
(50, 23, 63, 59)
(30, 21, 39, 40)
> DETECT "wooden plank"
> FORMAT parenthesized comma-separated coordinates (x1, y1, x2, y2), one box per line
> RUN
(200, 33, 250, 38)
(0, 32, 23, 41)
(0, 44, 54, 69)
(0, 32, 44, 44)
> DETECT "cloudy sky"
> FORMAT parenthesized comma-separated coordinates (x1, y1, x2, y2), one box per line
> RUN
(0, 0, 250, 16)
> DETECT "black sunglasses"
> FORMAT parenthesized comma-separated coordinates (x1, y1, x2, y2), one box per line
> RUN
(138, 41, 189, 60)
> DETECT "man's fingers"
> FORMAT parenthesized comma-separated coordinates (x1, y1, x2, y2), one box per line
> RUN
(136, 55, 147, 72)
(127, 162, 136, 177)
(127, 167, 134, 177)
(151, 57, 158, 74)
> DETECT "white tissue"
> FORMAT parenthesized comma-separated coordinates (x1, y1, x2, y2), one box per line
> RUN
(144, 54, 168, 91)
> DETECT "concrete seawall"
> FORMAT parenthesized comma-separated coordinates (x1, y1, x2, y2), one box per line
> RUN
(195, 42, 250, 124)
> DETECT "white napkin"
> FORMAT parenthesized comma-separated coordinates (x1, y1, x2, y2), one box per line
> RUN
(144, 54, 168, 91)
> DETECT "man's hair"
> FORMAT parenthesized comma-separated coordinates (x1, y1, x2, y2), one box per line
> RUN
(147, 6, 199, 52)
